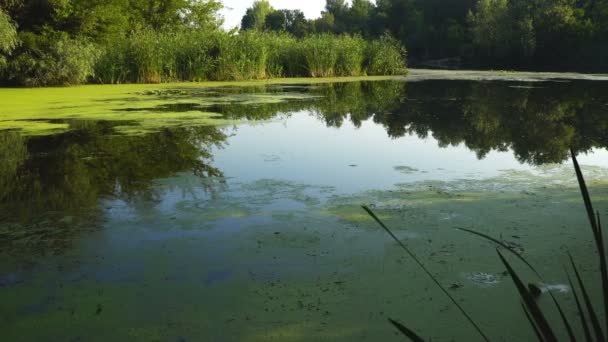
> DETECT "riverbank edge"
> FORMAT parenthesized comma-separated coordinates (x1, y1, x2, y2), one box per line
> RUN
(4, 68, 608, 91)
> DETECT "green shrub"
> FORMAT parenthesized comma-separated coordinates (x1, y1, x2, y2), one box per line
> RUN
(52, 36, 100, 85)
(7, 32, 100, 86)
(365, 34, 408, 76)
(0, 9, 18, 72)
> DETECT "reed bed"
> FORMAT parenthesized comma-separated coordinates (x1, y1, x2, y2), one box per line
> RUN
(94, 30, 407, 84)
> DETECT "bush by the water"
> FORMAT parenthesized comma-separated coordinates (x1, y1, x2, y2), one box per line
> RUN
(366, 34, 408, 76)
(3, 28, 407, 85)
(4, 32, 100, 86)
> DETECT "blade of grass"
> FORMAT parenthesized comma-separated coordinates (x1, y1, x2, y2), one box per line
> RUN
(570, 149, 598, 232)
(521, 301, 545, 342)
(568, 252, 605, 341)
(455, 227, 540, 277)
(388, 319, 426, 342)
(597, 210, 608, 334)
(551, 292, 578, 342)
(362, 206, 490, 342)
(565, 268, 593, 342)
(570, 149, 608, 334)
(455, 227, 577, 341)
(497, 249, 558, 342)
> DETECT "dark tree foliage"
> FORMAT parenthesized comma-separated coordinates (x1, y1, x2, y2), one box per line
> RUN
(263, 9, 311, 37)
(0, 0, 223, 85)
(240, 0, 608, 71)
(240, 0, 273, 31)
(0, 8, 17, 69)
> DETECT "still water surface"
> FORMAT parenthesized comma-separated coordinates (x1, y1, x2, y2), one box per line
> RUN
(1, 77, 607, 341)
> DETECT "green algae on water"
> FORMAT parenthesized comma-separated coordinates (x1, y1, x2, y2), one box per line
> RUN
(0, 76, 401, 136)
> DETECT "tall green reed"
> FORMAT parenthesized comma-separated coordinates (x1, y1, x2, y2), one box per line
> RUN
(93, 30, 408, 84)
(214, 31, 269, 80)
(335, 35, 367, 76)
(301, 34, 338, 77)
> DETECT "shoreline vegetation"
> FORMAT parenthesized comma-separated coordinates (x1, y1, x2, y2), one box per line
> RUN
(2, 0, 608, 87)
(93, 31, 408, 85)
(19, 32, 406, 87)
(0, 28, 408, 87)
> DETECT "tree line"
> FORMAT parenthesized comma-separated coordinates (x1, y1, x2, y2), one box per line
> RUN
(241, 0, 608, 71)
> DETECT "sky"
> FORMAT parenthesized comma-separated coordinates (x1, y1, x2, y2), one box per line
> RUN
(220, 0, 334, 30)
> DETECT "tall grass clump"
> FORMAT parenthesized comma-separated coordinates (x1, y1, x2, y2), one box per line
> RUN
(335, 35, 367, 76)
(95, 28, 168, 84)
(366, 33, 408, 76)
(214, 31, 268, 81)
(94, 37, 129, 84)
(171, 30, 218, 82)
(263, 32, 304, 78)
(97, 29, 211, 83)
(95, 29, 221, 83)
(301, 34, 339, 77)
(124, 28, 170, 83)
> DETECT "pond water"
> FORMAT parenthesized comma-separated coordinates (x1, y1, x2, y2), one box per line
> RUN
(1, 74, 608, 341)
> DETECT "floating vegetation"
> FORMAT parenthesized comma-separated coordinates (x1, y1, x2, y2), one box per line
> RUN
(394, 166, 420, 174)
(539, 284, 570, 294)
(0, 77, 398, 136)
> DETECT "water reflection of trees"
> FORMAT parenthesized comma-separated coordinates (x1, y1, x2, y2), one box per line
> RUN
(0, 122, 226, 258)
(2, 79, 608, 257)
(372, 81, 608, 165)
(6, 80, 603, 223)
(209, 80, 608, 166)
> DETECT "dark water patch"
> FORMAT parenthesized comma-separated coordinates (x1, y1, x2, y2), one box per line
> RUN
(18, 296, 59, 316)
(0, 273, 24, 287)
(205, 269, 233, 286)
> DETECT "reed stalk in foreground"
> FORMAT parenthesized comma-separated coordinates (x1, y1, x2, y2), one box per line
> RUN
(361, 206, 490, 341)
(363, 150, 607, 341)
